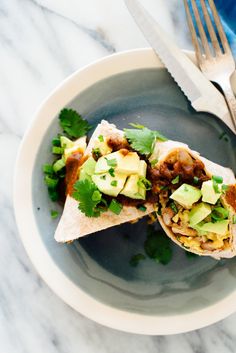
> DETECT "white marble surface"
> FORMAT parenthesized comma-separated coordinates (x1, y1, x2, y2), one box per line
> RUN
(1, 0, 236, 352)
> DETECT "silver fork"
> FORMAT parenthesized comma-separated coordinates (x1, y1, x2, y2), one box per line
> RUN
(184, 0, 236, 130)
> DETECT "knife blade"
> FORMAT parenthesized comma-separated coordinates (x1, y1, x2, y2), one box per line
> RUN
(125, 0, 236, 133)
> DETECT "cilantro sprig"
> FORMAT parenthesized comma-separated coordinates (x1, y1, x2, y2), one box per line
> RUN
(59, 108, 92, 139)
(124, 124, 167, 155)
(73, 179, 105, 217)
(144, 225, 173, 265)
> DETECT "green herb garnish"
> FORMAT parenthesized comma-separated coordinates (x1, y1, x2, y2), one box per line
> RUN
(73, 179, 104, 217)
(51, 210, 59, 219)
(193, 176, 199, 184)
(59, 108, 92, 139)
(137, 205, 147, 212)
(52, 146, 64, 155)
(43, 164, 54, 175)
(129, 123, 145, 129)
(233, 215, 236, 224)
(129, 254, 146, 267)
(160, 185, 168, 191)
(150, 159, 158, 167)
(106, 158, 117, 167)
(171, 175, 180, 184)
(219, 132, 229, 142)
(98, 135, 104, 142)
(211, 207, 229, 221)
(44, 175, 59, 188)
(108, 168, 115, 177)
(144, 225, 172, 265)
(100, 175, 106, 180)
(212, 175, 223, 193)
(222, 184, 229, 193)
(109, 199, 123, 215)
(170, 202, 178, 214)
(185, 251, 198, 258)
(124, 125, 167, 156)
(137, 177, 152, 190)
(52, 137, 61, 146)
(53, 159, 65, 173)
(48, 189, 59, 202)
(111, 180, 118, 187)
(92, 148, 102, 159)
(212, 175, 223, 184)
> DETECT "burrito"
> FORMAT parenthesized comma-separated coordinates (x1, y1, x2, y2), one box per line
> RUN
(55, 120, 155, 242)
(148, 140, 236, 259)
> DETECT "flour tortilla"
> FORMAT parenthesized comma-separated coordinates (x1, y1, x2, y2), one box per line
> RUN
(55, 120, 154, 243)
(153, 140, 236, 259)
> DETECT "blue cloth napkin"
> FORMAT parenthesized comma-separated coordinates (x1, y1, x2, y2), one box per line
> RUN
(196, 0, 236, 56)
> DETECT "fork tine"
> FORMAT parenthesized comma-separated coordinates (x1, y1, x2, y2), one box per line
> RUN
(208, 0, 230, 53)
(199, 0, 221, 56)
(183, 0, 203, 65)
(190, 0, 212, 59)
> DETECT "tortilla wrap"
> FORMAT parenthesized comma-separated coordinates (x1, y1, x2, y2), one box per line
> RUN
(55, 120, 154, 243)
(153, 140, 236, 259)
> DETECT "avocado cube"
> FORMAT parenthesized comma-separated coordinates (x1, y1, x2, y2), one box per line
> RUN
(170, 184, 202, 208)
(191, 222, 208, 236)
(92, 172, 127, 197)
(138, 160, 147, 177)
(120, 175, 145, 200)
(79, 157, 96, 181)
(116, 152, 140, 175)
(189, 202, 212, 226)
(60, 136, 74, 149)
(200, 220, 229, 235)
(93, 137, 112, 156)
(64, 136, 87, 161)
(201, 180, 221, 205)
(95, 151, 124, 174)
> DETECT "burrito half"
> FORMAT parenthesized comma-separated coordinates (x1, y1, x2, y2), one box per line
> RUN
(148, 140, 236, 259)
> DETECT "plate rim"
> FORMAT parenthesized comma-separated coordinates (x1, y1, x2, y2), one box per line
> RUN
(13, 48, 236, 335)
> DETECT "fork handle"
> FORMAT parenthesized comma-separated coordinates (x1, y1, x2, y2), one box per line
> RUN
(221, 79, 236, 131)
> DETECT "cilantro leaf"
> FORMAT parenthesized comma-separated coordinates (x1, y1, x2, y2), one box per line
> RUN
(124, 128, 156, 155)
(124, 125, 167, 155)
(73, 179, 105, 217)
(144, 225, 172, 265)
(129, 253, 146, 267)
(59, 108, 92, 138)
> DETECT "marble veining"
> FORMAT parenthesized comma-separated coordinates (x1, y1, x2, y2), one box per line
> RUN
(1, 0, 236, 352)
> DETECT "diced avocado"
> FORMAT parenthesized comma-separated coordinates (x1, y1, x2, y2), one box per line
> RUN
(170, 184, 202, 208)
(120, 175, 145, 200)
(93, 137, 112, 156)
(79, 157, 96, 181)
(64, 136, 87, 161)
(190, 222, 208, 236)
(198, 220, 229, 235)
(116, 152, 140, 175)
(92, 172, 127, 197)
(60, 136, 74, 149)
(138, 160, 147, 177)
(189, 202, 212, 226)
(95, 151, 124, 174)
(201, 180, 221, 205)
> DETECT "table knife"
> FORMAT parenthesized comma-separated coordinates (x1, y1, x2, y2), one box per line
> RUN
(125, 0, 236, 134)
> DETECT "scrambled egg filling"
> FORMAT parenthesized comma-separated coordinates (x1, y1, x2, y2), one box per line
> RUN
(161, 202, 230, 252)
(176, 209, 230, 251)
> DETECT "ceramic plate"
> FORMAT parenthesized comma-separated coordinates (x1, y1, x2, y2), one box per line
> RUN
(14, 49, 236, 335)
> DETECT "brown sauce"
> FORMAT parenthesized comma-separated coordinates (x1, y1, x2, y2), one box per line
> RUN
(107, 135, 131, 151)
(147, 150, 209, 190)
(225, 185, 236, 212)
(65, 152, 87, 196)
